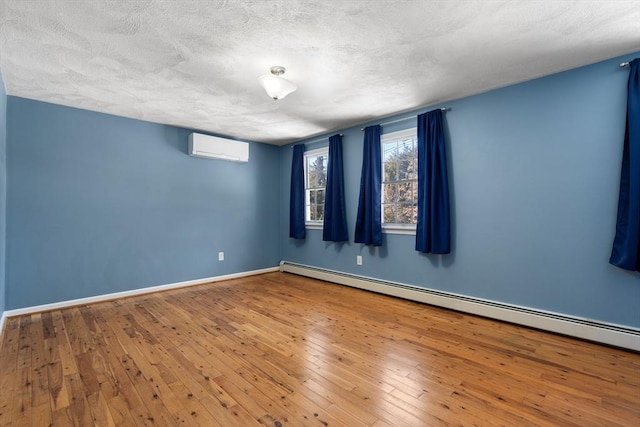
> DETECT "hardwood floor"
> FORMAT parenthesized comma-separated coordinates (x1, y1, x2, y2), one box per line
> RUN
(0, 272, 638, 426)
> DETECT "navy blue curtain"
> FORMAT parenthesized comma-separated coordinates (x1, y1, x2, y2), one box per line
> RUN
(355, 125, 382, 246)
(610, 58, 640, 271)
(323, 134, 349, 242)
(415, 109, 450, 254)
(289, 144, 306, 239)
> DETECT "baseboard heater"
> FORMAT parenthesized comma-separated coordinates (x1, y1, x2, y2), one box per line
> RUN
(279, 261, 640, 352)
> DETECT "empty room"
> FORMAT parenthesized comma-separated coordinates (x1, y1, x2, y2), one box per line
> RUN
(0, 0, 639, 426)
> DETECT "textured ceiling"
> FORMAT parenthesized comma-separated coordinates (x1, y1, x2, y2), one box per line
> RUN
(1, 0, 639, 145)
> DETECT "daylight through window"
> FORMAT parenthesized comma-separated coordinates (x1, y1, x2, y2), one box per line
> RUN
(382, 128, 418, 230)
(304, 148, 329, 224)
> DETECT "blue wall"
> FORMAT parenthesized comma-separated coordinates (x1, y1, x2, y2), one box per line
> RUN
(4, 52, 639, 329)
(280, 53, 640, 328)
(6, 98, 280, 309)
(0, 73, 6, 317)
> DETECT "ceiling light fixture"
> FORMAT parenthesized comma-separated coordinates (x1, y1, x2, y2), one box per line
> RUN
(259, 66, 297, 100)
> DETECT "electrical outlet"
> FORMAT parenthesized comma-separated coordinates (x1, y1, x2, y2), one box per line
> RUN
(218, 252, 224, 261)
(357, 255, 363, 265)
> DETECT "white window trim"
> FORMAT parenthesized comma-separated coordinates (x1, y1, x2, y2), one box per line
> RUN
(304, 146, 329, 228)
(382, 223, 417, 235)
(306, 222, 324, 230)
(381, 127, 418, 235)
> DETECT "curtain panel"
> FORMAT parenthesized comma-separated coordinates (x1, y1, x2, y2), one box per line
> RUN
(610, 58, 640, 271)
(415, 109, 451, 254)
(289, 144, 306, 239)
(355, 125, 382, 246)
(323, 134, 349, 242)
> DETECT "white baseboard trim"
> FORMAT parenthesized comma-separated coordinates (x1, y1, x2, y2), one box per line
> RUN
(0, 312, 6, 340)
(2, 266, 279, 319)
(279, 261, 640, 352)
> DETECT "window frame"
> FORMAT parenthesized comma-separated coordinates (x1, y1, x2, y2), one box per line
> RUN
(303, 146, 329, 229)
(381, 128, 418, 235)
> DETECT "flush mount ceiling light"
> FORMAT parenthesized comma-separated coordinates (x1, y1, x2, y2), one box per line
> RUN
(259, 66, 297, 100)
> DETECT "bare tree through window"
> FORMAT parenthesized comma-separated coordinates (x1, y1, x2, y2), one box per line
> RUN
(305, 149, 328, 222)
(382, 131, 417, 226)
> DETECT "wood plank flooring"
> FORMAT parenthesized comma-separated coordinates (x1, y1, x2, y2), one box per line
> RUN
(0, 271, 638, 426)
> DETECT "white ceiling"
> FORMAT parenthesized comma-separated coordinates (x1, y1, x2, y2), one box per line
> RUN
(0, 1, 639, 146)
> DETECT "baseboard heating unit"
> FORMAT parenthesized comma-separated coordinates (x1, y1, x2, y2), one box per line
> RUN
(279, 261, 640, 352)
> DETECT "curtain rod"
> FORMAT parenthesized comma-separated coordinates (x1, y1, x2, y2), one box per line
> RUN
(292, 133, 344, 148)
(360, 107, 450, 131)
(620, 62, 630, 68)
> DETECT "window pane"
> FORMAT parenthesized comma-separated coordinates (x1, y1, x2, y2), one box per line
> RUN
(397, 203, 417, 224)
(397, 142, 415, 180)
(397, 182, 414, 203)
(315, 155, 327, 187)
(307, 168, 316, 189)
(381, 131, 418, 226)
(383, 183, 398, 204)
(307, 154, 328, 188)
(383, 159, 398, 182)
(383, 204, 396, 224)
(407, 146, 417, 180)
(409, 181, 416, 202)
(313, 204, 324, 221)
(304, 148, 329, 223)
(383, 141, 397, 162)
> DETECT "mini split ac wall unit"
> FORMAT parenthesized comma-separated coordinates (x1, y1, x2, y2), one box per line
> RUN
(188, 133, 249, 162)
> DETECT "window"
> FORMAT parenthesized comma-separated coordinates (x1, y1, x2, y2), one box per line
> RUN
(304, 147, 329, 226)
(382, 128, 418, 233)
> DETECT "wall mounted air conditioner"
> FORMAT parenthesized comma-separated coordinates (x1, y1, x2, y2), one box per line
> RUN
(188, 133, 249, 162)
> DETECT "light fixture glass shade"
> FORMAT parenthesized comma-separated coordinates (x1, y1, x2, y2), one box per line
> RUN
(259, 69, 297, 100)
